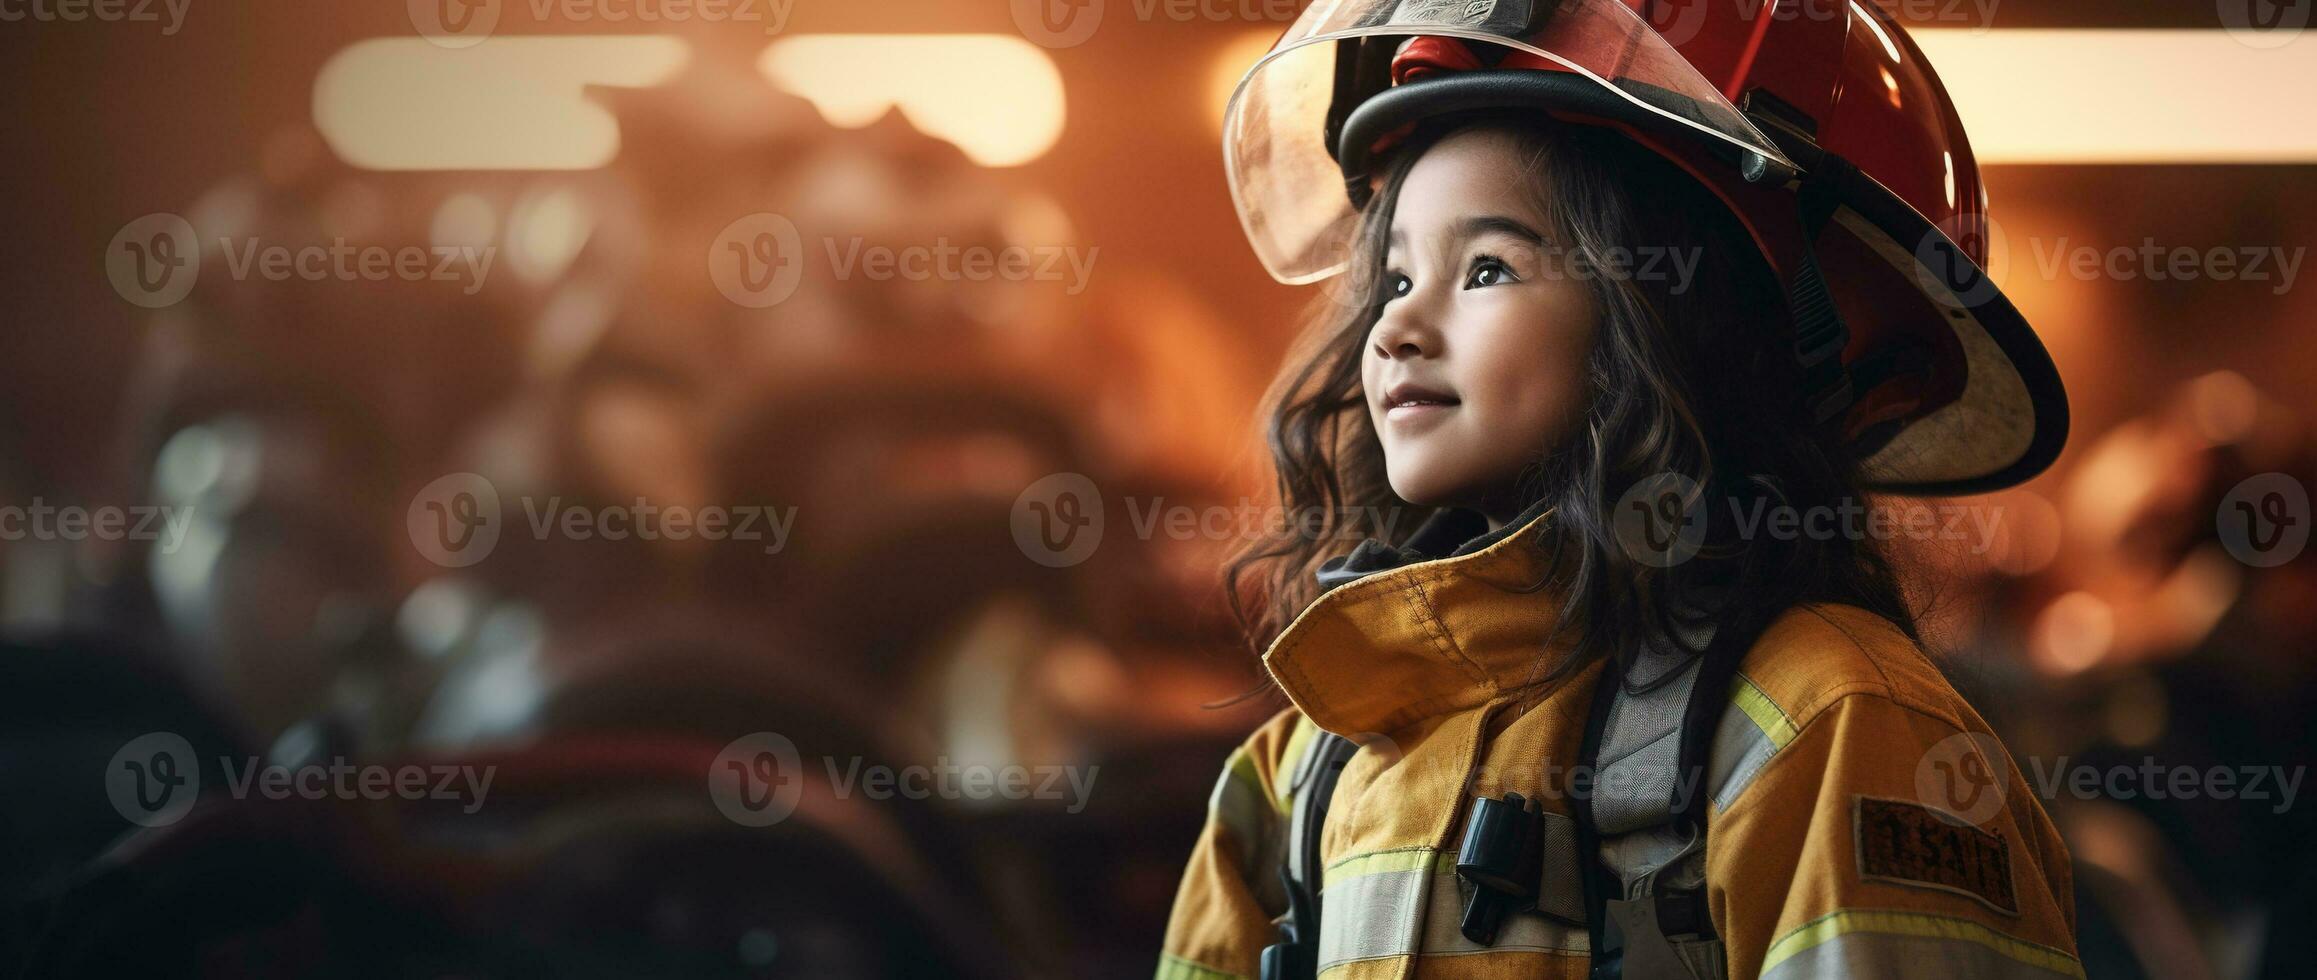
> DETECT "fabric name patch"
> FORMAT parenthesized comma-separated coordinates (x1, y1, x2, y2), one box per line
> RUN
(1852, 796, 2017, 915)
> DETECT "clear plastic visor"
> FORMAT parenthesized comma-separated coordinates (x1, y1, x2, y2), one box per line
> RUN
(1224, 0, 1794, 283)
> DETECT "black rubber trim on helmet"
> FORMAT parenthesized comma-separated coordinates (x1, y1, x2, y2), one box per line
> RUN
(1331, 71, 2069, 495)
(1812, 163, 2072, 496)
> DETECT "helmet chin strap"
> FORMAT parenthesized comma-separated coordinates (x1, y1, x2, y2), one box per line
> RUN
(1786, 153, 1860, 427)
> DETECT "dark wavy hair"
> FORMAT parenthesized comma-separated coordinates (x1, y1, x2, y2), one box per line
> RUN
(1223, 113, 1918, 684)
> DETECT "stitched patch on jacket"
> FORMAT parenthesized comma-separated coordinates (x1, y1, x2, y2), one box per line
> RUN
(1852, 796, 2017, 915)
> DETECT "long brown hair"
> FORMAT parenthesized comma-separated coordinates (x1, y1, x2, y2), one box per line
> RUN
(1223, 113, 1916, 681)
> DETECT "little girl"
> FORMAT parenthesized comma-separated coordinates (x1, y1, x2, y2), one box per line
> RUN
(1161, 2, 2078, 979)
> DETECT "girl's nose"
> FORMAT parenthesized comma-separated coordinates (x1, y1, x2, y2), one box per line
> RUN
(1371, 303, 1440, 360)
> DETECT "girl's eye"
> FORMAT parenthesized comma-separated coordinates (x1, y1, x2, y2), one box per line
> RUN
(1464, 255, 1515, 290)
(1383, 271, 1412, 301)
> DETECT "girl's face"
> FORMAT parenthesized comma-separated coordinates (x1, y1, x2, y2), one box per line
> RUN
(1362, 128, 1601, 525)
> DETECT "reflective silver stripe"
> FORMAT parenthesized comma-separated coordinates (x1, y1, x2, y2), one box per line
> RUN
(1420, 865, 1590, 958)
(1709, 674, 1798, 810)
(1315, 850, 1589, 973)
(1761, 911, 2085, 980)
(1315, 863, 1430, 971)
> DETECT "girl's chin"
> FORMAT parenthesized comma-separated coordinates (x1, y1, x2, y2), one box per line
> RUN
(1382, 468, 1474, 512)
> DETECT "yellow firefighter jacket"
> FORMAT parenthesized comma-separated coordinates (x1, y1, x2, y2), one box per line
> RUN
(1158, 506, 2080, 980)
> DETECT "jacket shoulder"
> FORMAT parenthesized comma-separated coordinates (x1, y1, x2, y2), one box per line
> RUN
(1225, 706, 1320, 807)
(1737, 602, 1972, 733)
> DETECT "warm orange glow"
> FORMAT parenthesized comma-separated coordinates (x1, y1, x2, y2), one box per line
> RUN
(1914, 30, 2317, 163)
(314, 37, 689, 171)
(1208, 28, 1282, 137)
(2188, 370, 2260, 446)
(758, 35, 1065, 167)
(2033, 590, 2116, 675)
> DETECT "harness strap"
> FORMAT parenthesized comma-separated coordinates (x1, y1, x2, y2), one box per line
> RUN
(1579, 604, 1776, 980)
(1263, 731, 1357, 980)
(1265, 603, 1774, 980)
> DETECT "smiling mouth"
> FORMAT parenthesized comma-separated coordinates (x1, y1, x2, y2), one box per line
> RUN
(1386, 401, 1457, 419)
(1380, 393, 1455, 428)
(1382, 382, 1461, 418)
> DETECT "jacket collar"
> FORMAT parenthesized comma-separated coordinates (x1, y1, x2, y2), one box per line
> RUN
(1264, 497, 1571, 735)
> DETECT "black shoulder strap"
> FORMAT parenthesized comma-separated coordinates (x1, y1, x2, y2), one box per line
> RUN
(1263, 731, 1357, 980)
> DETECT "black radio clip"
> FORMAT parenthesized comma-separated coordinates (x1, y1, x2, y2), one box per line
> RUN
(1454, 791, 1544, 945)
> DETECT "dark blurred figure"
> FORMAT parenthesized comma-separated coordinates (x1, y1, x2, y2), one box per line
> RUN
(1955, 371, 2317, 980)
(9, 45, 1264, 979)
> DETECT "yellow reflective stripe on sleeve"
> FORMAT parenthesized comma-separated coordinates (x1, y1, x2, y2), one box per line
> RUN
(1761, 910, 2085, 980)
(1711, 673, 1801, 810)
(1207, 743, 1285, 893)
(1157, 952, 1250, 980)
(1274, 716, 1319, 815)
(1321, 847, 1446, 888)
(1730, 673, 1799, 748)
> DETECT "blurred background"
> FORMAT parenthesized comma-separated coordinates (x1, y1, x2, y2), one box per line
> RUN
(0, 1, 2312, 977)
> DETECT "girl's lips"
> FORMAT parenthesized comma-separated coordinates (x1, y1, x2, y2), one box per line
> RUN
(1384, 401, 1457, 425)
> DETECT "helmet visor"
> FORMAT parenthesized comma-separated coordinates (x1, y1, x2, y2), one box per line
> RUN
(1224, 0, 1794, 283)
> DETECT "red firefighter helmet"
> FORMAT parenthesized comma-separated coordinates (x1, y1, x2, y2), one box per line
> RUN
(1223, 0, 2067, 494)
